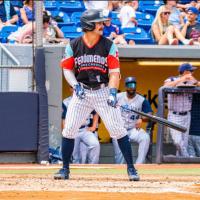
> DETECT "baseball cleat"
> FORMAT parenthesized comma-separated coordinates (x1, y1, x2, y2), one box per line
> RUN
(54, 168, 69, 180)
(127, 167, 140, 181)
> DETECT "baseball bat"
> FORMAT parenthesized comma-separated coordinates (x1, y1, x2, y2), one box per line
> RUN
(119, 105, 187, 133)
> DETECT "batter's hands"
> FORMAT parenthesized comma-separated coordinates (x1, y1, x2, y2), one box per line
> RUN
(135, 119, 142, 129)
(107, 88, 118, 107)
(74, 83, 85, 99)
(87, 126, 96, 132)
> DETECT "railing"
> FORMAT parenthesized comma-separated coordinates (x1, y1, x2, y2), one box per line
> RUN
(0, 43, 20, 66)
(156, 87, 200, 163)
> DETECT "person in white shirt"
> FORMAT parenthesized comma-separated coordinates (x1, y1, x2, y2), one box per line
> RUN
(119, 0, 137, 28)
(83, 0, 113, 11)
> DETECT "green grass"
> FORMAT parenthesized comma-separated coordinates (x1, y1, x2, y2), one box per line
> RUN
(1, 168, 200, 176)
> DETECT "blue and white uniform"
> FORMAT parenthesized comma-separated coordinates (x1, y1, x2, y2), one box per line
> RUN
(62, 96, 100, 164)
(112, 92, 152, 164)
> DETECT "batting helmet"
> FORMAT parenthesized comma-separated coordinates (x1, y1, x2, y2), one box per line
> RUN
(80, 9, 109, 31)
(125, 77, 137, 88)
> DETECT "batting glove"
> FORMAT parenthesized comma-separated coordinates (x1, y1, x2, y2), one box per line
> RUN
(107, 88, 118, 107)
(74, 83, 85, 99)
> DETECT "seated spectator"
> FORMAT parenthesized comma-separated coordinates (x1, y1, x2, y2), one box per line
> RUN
(164, 0, 185, 30)
(111, 1, 123, 11)
(8, 12, 66, 44)
(177, 0, 200, 11)
(83, 0, 113, 11)
(119, 0, 137, 29)
(10, 0, 23, 11)
(19, 0, 35, 26)
(181, 7, 200, 45)
(103, 12, 131, 45)
(151, 5, 193, 45)
(0, 0, 18, 30)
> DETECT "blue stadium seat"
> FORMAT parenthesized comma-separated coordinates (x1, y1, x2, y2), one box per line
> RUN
(112, 18, 121, 27)
(138, 1, 163, 16)
(0, 25, 18, 43)
(111, 11, 120, 19)
(123, 27, 153, 44)
(58, 1, 85, 14)
(61, 26, 83, 40)
(44, 1, 57, 12)
(136, 12, 154, 32)
(71, 12, 82, 25)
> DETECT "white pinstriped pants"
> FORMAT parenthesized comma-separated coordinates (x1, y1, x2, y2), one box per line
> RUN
(62, 87, 127, 139)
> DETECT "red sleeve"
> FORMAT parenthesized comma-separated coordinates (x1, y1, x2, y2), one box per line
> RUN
(107, 55, 120, 70)
(60, 57, 75, 70)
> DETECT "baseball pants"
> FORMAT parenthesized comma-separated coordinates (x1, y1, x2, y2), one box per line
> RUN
(168, 111, 191, 157)
(72, 129, 100, 164)
(62, 87, 127, 140)
(112, 128, 150, 164)
(187, 135, 200, 157)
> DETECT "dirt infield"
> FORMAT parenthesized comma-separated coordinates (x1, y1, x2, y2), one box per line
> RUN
(0, 164, 200, 200)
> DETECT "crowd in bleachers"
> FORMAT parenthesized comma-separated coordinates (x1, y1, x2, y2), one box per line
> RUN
(0, 0, 200, 45)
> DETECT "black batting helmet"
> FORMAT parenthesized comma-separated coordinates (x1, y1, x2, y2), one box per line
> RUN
(80, 9, 109, 31)
(125, 77, 137, 88)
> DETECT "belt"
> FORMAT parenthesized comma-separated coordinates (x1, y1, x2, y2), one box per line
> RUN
(79, 125, 87, 129)
(82, 83, 108, 91)
(172, 111, 190, 116)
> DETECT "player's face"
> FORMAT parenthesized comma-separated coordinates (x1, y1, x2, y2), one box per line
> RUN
(126, 87, 136, 96)
(94, 21, 104, 35)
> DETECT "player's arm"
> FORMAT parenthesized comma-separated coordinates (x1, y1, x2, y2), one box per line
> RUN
(107, 43, 121, 107)
(141, 99, 153, 122)
(60, 43, 78, 87)
(108, 43, 121, 89)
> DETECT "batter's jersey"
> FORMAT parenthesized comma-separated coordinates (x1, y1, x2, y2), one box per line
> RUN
(62, 96, 97, 129)
(117, 92, 152, 130)
(60, 36, 120, 88)
(164, 76, 193, 112)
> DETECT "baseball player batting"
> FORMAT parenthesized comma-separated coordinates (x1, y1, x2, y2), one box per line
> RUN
(113, 77, 152, 164)
(54, 9, 140, 181)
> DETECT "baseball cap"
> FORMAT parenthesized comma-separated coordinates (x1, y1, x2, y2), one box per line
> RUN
(125, 77, 136, 88)
(187, 7, 199, 15)
(178, 63, 197, 73)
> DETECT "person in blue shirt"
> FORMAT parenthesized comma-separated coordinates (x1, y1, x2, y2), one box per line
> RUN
(103, 12, 135, 45)
(0, 0, 18, 29)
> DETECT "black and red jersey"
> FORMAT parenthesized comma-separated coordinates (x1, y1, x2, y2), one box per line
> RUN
(60, 36, 120, 88)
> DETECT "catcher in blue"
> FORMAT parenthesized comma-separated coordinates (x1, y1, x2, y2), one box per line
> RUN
(54, 9, 140, 181)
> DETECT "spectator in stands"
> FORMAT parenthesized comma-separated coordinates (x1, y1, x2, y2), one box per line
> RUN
(119, 0, 137, 29)
(132, 0, 139, 11)
(111, 1, 124, 11)
(164, 0, 185, 29)
(10, 12, 65, 44)
(19, 0, 35, 26)
(181, 7, 200, 45)
(0, 0, 18, 30)
(151, 5, 194, 45)
(10, 0, 23, 11)
(177, 0, 200, 11)
(83, 0, 113, 11)
(103, 12, 132, 45)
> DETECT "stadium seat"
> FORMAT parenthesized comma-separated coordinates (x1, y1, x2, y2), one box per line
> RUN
(123, 27, 153, 44)
(0, 25, 18, 43)
(58, 1, 85, 14)
(44, 1, 57, 12)
(71, 12, 82, 26)
(61, 26, 83, 40)
(136, 12, 154, 32)
(138, 1, 163, 16)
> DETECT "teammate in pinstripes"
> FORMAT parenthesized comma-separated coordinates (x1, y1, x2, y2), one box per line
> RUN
(163, 63, 199, 157)
(112, 77, 152, 164)
(54, 9, 140, 181)
(62, 92, 100, 164)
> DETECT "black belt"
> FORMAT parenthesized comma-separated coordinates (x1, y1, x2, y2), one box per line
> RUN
(82, 83, 108, 91)
(172, 111, 189, 116)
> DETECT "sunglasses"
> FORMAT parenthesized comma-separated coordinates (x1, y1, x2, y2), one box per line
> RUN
(162, 12, 171, 15)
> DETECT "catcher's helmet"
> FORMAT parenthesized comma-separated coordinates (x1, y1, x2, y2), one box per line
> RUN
(125, 77, 137, 88)
(80, 9, 109, 31)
